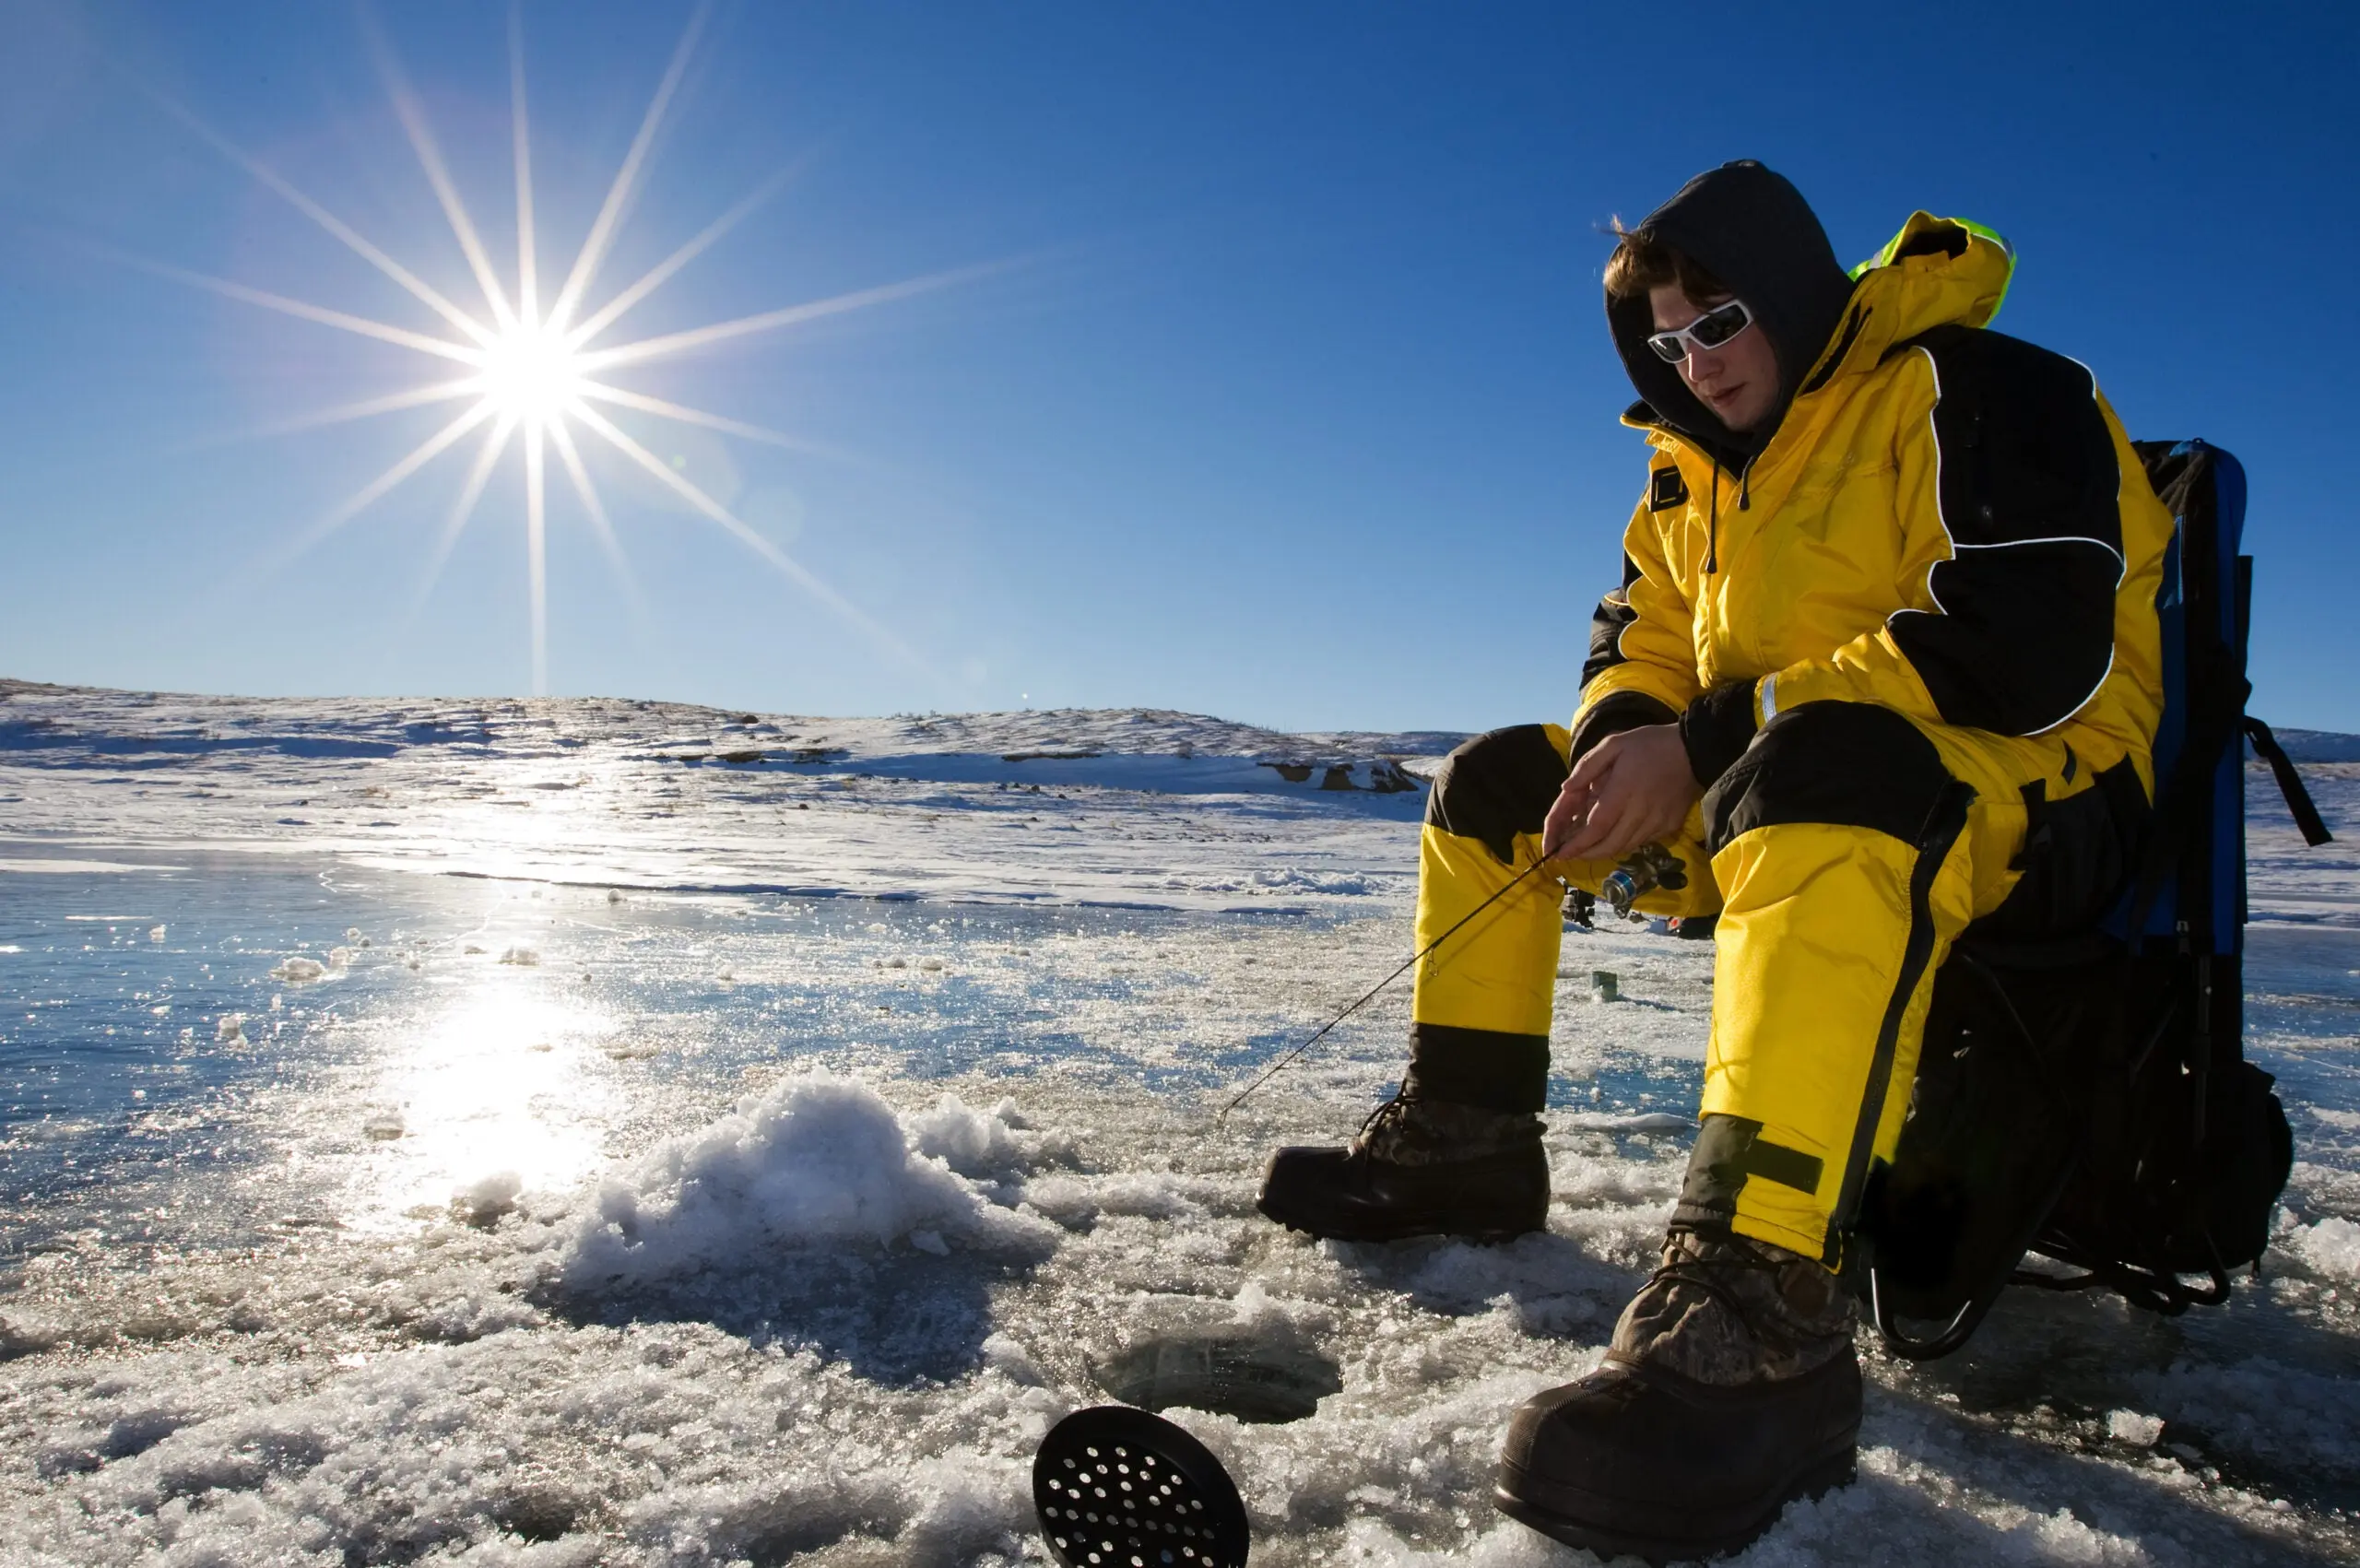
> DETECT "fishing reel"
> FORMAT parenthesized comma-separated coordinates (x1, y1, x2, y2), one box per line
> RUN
(1599, 842, 1688, 920)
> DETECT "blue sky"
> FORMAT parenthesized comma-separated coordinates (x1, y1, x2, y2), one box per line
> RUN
(3, 1, 2355, 734)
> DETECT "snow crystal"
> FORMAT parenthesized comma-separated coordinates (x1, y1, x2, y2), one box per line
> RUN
(499, 946, 540, 966)
(267, 956, 325, 982)
(2107, 1409, 2166, 1445)
(213, 1013, 245, 1045)
(553, 1073, 1054, 1291)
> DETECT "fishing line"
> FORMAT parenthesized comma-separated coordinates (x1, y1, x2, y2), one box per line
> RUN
(1217, 854, 1561, 1121)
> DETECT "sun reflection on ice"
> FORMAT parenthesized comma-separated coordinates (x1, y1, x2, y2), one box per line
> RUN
(344, 965, 620, 1234)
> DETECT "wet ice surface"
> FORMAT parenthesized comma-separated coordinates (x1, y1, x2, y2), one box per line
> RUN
(2, 685, 2357, 1565)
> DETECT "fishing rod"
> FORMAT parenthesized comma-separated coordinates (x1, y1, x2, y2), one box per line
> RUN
(1215, 833, 1689, 1119)
(1217, 854, 1560, 1121)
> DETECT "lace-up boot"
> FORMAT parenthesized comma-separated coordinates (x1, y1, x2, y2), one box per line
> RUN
(1493, 1228, 1861, 1562)
(1255, 1093, 1547, 1244)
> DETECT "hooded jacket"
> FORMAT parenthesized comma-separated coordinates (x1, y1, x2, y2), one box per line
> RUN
(1605, 160, 1857, 469)
(1575, 163, 2171, 797)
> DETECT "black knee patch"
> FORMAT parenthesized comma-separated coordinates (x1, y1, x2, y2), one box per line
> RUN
(1406, 1022, 1549, 1113)
(1704, 701, 1956, 855)
(1425, 725, 1567, 866)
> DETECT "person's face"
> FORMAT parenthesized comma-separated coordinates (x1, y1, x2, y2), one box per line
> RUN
(1648, 284, 1780, 432)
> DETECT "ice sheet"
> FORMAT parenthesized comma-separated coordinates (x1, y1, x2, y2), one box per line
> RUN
(3, 681, 2357, 1564)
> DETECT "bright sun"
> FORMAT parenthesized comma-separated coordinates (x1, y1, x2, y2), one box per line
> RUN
(157, 6, 976, 693)
(474, 316, 589, 426)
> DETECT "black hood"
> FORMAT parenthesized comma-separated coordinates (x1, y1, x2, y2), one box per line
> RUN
(1608, 160, 1857, 462)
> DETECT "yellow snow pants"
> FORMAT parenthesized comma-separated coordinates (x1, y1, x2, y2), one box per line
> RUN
(1404, 701, 2144, 1267)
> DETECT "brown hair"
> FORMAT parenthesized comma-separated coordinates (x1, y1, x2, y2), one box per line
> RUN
(1602, 220, 1730, 303)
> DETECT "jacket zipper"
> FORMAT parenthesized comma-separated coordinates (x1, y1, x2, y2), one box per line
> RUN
(1705, 455, 1720, 573)
(1703, 453, 1760, 577)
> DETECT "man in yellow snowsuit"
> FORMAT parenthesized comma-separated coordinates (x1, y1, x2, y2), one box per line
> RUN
(1257, 161, 2172, 1560)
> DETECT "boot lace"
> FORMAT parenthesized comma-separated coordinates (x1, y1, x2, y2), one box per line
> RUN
(1348, 1093, 1412, 1158)
(1645, 1232, 1792, 1341)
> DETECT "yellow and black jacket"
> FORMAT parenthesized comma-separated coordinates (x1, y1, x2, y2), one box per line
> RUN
(1576, 205, 2171, 804)
(1403, 162, 2177, 1263)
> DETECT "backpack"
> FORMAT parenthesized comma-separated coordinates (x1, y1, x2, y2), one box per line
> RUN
(1855, 440, 2331, 1357)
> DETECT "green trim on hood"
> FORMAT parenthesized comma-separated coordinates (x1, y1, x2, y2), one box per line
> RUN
(1851, 216, 2016, 324)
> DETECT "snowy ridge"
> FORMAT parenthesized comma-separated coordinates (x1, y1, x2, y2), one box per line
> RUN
(0, 680, 1460, 910)
(0, 678, 1462, 781)
(2257, 728, 2360, 764)
(10, 678, 2357, 924)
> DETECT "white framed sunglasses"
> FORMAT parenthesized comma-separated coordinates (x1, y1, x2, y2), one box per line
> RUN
(1645, 299, 1754, 363)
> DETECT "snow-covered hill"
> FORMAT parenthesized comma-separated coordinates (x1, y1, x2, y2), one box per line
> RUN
(7, 678, 2354, 924)
(0, 680, 1467, 910)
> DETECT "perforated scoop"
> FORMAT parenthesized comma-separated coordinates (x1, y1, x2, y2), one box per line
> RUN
(1032, 1405, 1250, 1568)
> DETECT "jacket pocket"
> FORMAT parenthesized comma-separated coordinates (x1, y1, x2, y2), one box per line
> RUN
(1976, 756, 2149, 939)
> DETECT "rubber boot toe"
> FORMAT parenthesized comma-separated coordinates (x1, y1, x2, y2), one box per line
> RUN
(1493, 1350, 1861, 1562)
(1256, 1143, 1546, 1244)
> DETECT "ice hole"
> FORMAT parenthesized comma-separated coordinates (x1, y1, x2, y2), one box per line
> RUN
(1092, 1329, 1340, 1425)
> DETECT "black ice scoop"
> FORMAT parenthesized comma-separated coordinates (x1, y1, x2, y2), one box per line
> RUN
(1032, 1405, 1250, 1567)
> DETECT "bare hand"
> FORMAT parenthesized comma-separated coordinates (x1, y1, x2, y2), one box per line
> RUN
(1543, 724, 1700, 865)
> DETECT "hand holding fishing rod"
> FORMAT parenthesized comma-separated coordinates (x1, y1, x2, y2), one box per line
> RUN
(1221, 721, 1702, 1117)
(1541, 723, 1699, 866)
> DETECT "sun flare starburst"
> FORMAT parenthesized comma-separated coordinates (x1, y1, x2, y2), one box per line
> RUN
(150, 3, 976, 692)
(474, 318, 589, 426)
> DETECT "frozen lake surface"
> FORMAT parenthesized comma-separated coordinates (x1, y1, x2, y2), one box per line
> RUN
(3, 681, 2357, 1565)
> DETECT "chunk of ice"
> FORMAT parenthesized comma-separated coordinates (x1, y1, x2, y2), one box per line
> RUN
(455, 1170, 523, 1223)
(2289, 1215, 2360, 1280)
(555, 1073, 1053, 1291)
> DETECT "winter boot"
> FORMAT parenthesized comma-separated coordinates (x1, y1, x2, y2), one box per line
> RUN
(1493, 1228, 1860, 1562)
(1256, 1093, 1548, 1244)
